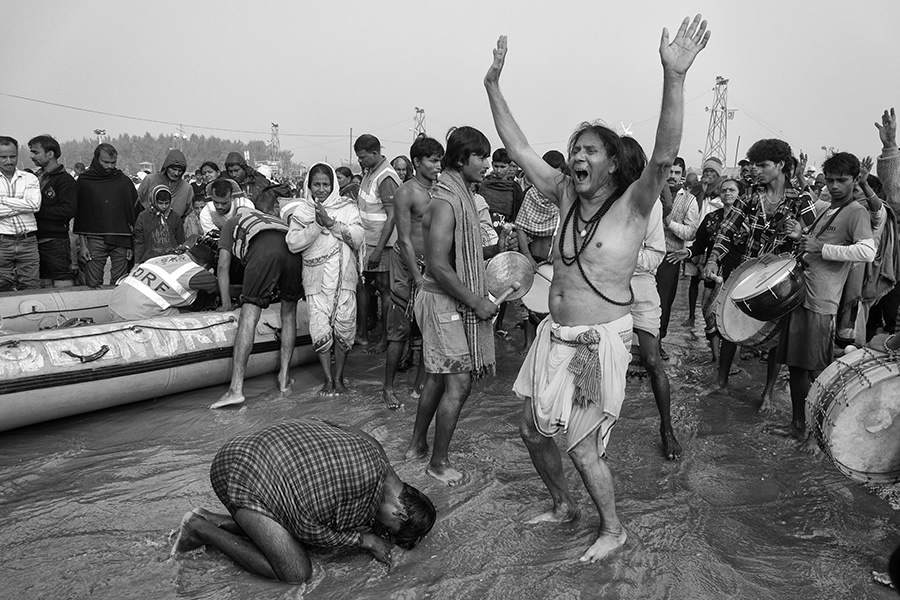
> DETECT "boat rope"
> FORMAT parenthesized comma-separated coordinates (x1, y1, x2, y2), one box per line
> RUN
(1, 304, 111, 321)
(0, 316, 237, 347)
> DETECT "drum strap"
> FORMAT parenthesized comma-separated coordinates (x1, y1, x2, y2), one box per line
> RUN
(808, 202, 850, 239)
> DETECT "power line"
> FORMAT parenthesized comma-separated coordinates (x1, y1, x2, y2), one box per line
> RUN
(0, 91, 346, 139)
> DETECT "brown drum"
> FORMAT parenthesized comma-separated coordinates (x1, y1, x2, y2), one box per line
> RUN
(730, 253, 806, 322)
(714, 257, 781, 350)
(807, 347, 900, 484)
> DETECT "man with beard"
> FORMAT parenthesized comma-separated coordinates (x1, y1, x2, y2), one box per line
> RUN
(74, 143, 137, 287)
(29, 135, 77, 288)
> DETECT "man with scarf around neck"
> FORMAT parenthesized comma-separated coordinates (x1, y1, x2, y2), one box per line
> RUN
(381, 136, 444, 410)
(224, 151, 272, 203)
(137, 149, 192, 219)
(28, 135, 78, 288)
(285, 162, 365, 397)
(404, 126, 517, 487)
(133, 186, 185, 263)
(485, 16, 710, 563)
(73, 143, 138, 287)
(210, 186, 304, 409)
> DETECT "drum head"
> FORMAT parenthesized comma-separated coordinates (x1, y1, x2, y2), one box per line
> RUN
(807, 347, 900, 484)
(714, 257, 780, 350)
(485, 251, 534, 302)
(731, 256, 795, 301)
(521, 263, 553, 313)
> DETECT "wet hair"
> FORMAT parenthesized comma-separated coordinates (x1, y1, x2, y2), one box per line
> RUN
(393, 483, 436, 550)
(410, 136, 444, 163)
(542, 150, 568, 174)
(567, 122, 628, 196)
(28, 135, 61, 159)
(95, 143, 118, 159)
(335, 166, 353, 179)
(618, 137, 647, 186)
(391, 156, 413, 181)
(441, 126, 491, 171)
(307, 164, 333, 189)
(822, 152, 860, 178)
(209, 179, 233, 198)
(354, 134, 381, 153)
(746, 139, 793, 174)
(492, 148, 510, 164)
(200, 161, 220, 174)
(0, 136, 18, 150)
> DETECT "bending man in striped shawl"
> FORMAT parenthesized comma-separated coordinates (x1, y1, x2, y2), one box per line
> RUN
(404, 126, 517, 486)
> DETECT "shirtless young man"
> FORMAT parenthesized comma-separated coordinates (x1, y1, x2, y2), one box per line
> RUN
(485, 15, 709, 563)
(381, 136, 443, 409)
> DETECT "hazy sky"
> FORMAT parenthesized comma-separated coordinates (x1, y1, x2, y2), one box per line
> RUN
(5, 0, 900, 172)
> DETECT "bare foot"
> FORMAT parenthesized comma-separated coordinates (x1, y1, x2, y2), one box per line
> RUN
(210, 390, 245, 409)
(661, 426, 683, 461)
(798, 434, 821, 456)
(170, 511, 203, 556)
(426, 462, 465, 486)
(404, 440, 429, 460)
(758, 392, 775, 414)
(579, 528, 627, 563)
(318, 382, 335, 396)
(768, 422, 806, 441)
(278, 376, 294, 393)
(681, 317, 695, 328)
(382, 388, 402, 410)
(354, 335, 369, 347)
(191, 508, 232, 528)
(873, 570, 895, 588)
(366, 340, 387, 355)
(334, 379, 348, 395)
(525, 504, 579, 524)
(698, 382, 728, 396)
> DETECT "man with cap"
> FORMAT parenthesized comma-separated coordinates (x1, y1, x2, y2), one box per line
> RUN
(108, 242, 218, 321)
(224, 152, 272, 203)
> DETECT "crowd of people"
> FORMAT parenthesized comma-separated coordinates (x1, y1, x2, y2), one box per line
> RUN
(4, 13, 899, 590)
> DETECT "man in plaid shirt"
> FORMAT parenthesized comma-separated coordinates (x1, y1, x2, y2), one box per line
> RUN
(702, 138, 816, 408)
(171, 419, 436, 583)
(0, 136, 41, 291)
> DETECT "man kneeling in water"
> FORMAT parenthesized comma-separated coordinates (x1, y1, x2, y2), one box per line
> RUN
(171, 418, 436, 583)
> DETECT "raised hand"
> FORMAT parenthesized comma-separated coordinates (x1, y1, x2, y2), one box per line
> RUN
(860, 156, 873, 181)
(875, 108, 897, 148)
(484, 35, 508, 86)
(660, 15, 711, 76)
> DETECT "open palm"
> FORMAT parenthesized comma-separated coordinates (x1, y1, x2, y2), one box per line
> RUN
(660, 15, 710, 75)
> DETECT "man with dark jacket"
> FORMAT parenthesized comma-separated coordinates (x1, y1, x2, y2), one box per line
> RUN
(74, 143, 138, 287)
(224, 151, 271, 202)
(137, 149, 192, 218)
(29, 135, 77, 287)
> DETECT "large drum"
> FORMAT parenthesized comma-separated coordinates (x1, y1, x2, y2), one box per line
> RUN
(714, 257, 781, 350)
(521, 263, 553, 314)
(730, 253, 806, 322)
(807, 346, 900, 484)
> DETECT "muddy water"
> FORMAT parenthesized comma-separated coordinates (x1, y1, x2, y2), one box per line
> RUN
(1, 296, 898, 600)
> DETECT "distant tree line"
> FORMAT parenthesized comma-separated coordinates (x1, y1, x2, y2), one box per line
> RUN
(51, 133, 299, 176)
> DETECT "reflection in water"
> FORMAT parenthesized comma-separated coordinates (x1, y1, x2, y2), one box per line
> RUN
(1, 302, 898, 600)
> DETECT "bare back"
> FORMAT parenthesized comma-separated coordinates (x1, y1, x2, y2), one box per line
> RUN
(549, 178, 650, 326)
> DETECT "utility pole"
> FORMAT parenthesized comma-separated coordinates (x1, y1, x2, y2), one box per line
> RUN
(269, 123, 280, 162)
(93, 128, 106, 145)
(413, 107, 426, 140)
(702, 76, 734, 165)
(349, 127, 353, 167)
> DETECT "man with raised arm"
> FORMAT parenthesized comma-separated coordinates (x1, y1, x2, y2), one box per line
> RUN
(485, 15, 709, 564)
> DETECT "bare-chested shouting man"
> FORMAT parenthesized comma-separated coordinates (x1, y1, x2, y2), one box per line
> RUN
(485, 15, 709, 563)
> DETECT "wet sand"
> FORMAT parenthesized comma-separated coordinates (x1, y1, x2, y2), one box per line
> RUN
(1, 287, 898, 599)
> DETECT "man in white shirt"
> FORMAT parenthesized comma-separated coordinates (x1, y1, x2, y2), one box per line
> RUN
(0, 136, 41, 291)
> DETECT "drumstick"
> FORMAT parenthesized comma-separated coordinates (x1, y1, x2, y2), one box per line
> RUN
(533, 267, 553, 283)
(494, 281, 521, 305)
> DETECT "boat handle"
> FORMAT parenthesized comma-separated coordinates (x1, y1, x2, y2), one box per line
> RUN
(62, 344, 110, 363)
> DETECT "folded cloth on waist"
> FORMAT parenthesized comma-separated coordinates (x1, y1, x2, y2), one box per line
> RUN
(513, 313, 632, 454)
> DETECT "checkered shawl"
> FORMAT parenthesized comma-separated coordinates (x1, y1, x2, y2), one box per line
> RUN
(515, 186, 559, 237)
(210, 419, 386, 548)
(710, 183, 816, 263)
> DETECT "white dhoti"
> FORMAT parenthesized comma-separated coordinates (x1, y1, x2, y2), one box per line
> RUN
(513, 314, 633, 455)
